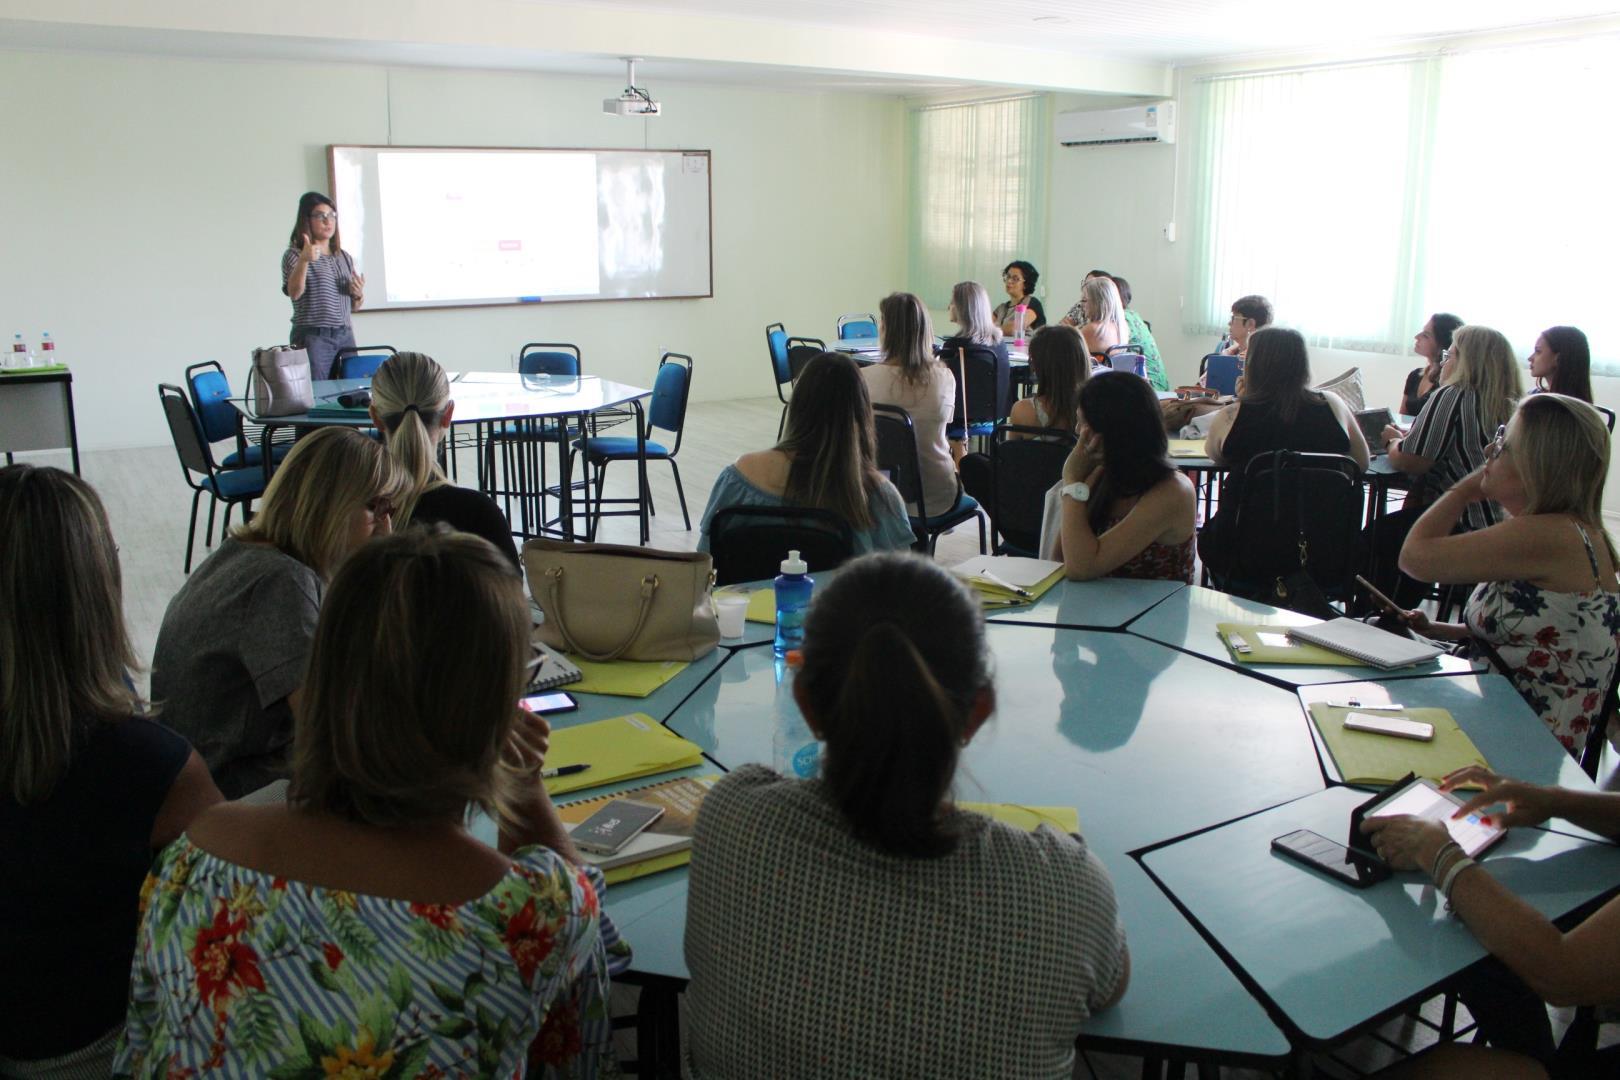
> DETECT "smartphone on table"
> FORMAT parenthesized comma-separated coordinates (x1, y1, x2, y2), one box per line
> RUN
(520, 690, 578, 715)
(1271, 828, 1390, 888)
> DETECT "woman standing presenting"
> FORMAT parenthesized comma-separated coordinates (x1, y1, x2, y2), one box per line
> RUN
(281, 191, 364, 380)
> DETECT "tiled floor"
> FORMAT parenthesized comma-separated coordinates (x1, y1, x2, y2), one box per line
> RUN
(32, 395, 1613, 1078)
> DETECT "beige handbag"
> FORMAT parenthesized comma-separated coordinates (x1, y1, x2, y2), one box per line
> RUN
(250, 345, 314, 417)
(522, 539, 720, 662)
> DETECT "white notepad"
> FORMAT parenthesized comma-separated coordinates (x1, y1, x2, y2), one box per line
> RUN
(1287, 618, 1443, 670)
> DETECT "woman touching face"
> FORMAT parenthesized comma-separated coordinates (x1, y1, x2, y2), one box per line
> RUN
(1479, 423, 1529, 516)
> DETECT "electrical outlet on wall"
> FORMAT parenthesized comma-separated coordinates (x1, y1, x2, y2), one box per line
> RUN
(1163, 221, 1177, 243)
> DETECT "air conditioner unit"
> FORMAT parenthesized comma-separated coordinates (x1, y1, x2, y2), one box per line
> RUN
(1056, 100, 1176, 147)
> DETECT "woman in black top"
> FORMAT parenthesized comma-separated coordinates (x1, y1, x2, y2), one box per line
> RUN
(992, 260, 1046, 338)
(369, 351, 522, 568)
(1401, 313, 1464, 417)
(1198, 327, 1370, 577)
(0, 466, 221, 1071)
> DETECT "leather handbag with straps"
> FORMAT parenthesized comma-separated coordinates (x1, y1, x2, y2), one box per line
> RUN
(248, 345, 314, 417)
(521, 538, 720, 662)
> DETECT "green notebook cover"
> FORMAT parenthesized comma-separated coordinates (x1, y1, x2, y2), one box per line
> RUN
(1307, 703, 1489, 785)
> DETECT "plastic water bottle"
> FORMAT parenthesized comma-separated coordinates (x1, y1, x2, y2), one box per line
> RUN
(1133, 354, 1146, 379)
(1014, 304, 1028, 347)
(10, 334, 32, 370)
(771, 651, 819, 779)
(38, 332, 56, 368)
(773, 549, 812, 656)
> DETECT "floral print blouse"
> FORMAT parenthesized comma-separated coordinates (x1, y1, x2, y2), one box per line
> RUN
(113, 836, 618, 1079)
(1466, 523, 1620, 755)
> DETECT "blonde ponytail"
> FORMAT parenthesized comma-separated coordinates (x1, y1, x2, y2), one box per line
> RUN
(369, 352, 451, 527)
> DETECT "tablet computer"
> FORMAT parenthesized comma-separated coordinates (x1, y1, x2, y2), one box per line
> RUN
(1356, 408, 1393, 452)
(1358, 775, 1506, 858)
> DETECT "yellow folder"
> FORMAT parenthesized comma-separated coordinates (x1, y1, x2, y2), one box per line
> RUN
(745, 587, 776, 624)
(1216, 622, 1360, 665)
(541, 714, 705, 796)
(567, 657, 690, 697)
(1169, 438, 1207, 458)
(959, 802, 1081, 834)
(1307, 703, 1489, 786)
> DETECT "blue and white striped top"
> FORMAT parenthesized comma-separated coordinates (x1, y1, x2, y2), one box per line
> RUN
(280, 247, 356, 330)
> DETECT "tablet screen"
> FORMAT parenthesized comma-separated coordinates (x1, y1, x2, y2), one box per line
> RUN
(1365, 778, 1504, 857)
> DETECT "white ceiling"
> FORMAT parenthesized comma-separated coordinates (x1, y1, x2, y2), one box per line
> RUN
(557, 0, 1620, 63)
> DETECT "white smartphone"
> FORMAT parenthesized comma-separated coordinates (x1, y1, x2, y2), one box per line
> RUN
(1343, 712, 1434, 741)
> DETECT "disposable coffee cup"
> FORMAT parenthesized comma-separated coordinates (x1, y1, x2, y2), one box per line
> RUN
(715, 593, 750, 639)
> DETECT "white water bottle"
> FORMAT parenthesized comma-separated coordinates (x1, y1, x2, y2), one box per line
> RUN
(38, 332, 57, 367)
(10, 334, 32, 369)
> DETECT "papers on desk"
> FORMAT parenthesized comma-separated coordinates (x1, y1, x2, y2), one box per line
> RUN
(542, 714, 705, 796)
(568, 656, 689, 697)
(1287, 618, 1444, 670)
(950, 555, 1064, 607)
(1307, 703, 1488, 785)
(1169, 439, 1206, 459)
(1216, 623, 1359, 666)
(559, 774, 719, 883)
(745, 587, 776, 625)
(959, 802, 1081, 834)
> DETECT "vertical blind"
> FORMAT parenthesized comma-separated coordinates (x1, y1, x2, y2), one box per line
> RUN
(1185, 36, 1620, 371)
(907, 95, 1050, 307)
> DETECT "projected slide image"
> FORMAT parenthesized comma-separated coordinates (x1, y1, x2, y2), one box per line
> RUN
(378, 152, 602, 303)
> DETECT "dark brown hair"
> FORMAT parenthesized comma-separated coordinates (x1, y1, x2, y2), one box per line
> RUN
(1231, 294, 1274, 327)
(1240, 326, 1323, 424)
(776, 352, 885, 529)
(800, 552, 992, 858)
(1541, 326, 1593, 402)
(1028, 325, 1089, 434)
(287, 191, 345, 258)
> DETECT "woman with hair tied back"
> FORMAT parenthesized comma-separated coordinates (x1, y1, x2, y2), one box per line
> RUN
(1528, 325, 1593, 403)
(683, 553, 1128, 1079)
(153, 426, 408, 799)
(0, 466, 221, 1077)
(863, 291, 961, 516)
(1198, 326, 1369, 578)
(1053, 372, 1197, 583)
(369, 350, 520, 567)
(117, 530, 616, 1075)
(697, 351, 917, 554)
(1394, 394, 1620, 757)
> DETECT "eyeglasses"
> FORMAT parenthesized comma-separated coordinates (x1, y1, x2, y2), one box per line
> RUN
(310, 212, 338, 223)
(1488, 424, 1508, 461)
(366, 497, 394, 518)
(1002, 272, 1024, 282)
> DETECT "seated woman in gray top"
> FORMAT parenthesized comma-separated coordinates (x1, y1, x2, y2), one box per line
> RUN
(684, 554, 1129, 1079)
(152, 426, 408, 798)
(697, 351, 916, 555)
(369, 350, 520, 568)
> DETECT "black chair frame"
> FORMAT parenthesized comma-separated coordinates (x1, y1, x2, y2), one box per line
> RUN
(159, 383, 261, 573)
(988, 423, 1077, 556)
(708, 506, 857, 587)
(872, 403, 987, 556)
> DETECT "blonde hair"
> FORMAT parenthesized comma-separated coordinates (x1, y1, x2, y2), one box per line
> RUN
(878, 292, 935, 386)
(370, 351, 450, 526)
(1445, 325, 1523, 432)
(288, 529, 532, 829)
(1082, 276, 1130, 347)
(1508, 393, 1617, 560)
(233, 426, 409, 579)
(950, 281, 1002, 347)
(0, 466, 141, 803)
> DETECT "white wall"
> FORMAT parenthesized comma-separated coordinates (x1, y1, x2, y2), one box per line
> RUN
(1045, 71, 1620, 515)
(0, 50, 907, 450)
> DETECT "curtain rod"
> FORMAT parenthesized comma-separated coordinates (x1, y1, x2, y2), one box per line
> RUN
(913, 92, 1042, 112)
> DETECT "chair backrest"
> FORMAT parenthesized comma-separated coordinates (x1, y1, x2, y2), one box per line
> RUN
(1597, 405, 1617, 433)
(159, 383, 215, 480)
(708, 507, 856, 586)
(871, 404, 928, 519)
(837, 313, 878, 340)
(648, 352, 692, 445)
(765, 323, 790, 386)
(519, 342, 582, 377)
(1228, 450, 1365, 601)
(334, 344, 398, 380)
(990, 424, 1077, 556)
(1105, 345, 1146, 375)
(184, 360, 240, 444)
(786, 337, 826, 383)
(945, 344, 1011, 427)
(1205, 353, 1242, 396)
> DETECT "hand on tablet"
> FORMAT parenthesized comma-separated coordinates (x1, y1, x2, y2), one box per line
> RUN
(1441, 767, 1551, 828)
(1359, 814, 1449, 871)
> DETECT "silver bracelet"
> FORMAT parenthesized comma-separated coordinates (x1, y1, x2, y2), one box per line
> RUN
(1430, 840, 1463, 881)
(1440, 856, 1477, 910)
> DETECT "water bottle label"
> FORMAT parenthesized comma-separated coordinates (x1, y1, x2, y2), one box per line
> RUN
(791, 742, 820, 778)
(41, 341, 54, 351)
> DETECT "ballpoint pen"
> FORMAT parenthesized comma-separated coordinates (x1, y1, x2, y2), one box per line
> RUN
(542, 763, 590, 779)
(977, 570, 1032, 598)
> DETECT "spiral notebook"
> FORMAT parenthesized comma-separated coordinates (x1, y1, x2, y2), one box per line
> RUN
(1287, 618, 1443, 670)
(526, 639, 583, 691)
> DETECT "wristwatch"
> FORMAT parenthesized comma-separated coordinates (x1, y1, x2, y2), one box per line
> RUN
(1061, 481, 1091, 503)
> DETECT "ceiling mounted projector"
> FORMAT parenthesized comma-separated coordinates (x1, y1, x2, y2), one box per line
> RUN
(604, 56, 661, 117)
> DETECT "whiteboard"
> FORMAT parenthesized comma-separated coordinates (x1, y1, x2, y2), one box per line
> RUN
(327, 145, 712, 310)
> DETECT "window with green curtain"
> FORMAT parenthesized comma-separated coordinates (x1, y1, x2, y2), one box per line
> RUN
(907, 95, 1050, 309)
(1186, 36, 1620, 372)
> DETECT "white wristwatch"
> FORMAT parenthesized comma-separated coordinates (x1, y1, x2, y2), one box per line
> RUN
(1061, 481, 1091, 503)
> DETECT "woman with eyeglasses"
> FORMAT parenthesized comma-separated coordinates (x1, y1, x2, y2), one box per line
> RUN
(1393, 394, 1620, 757)
(992, 260, 1046, 338)
(153, 427, 409, 798)
(282, 191, 364, 380)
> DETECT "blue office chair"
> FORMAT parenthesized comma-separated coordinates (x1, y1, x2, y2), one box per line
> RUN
(333, 344, 397, 380)
(767, 324, 826, 438)
(576, 352, 693, 539)
(184, 361, 292, 470)
(160, 383, 266, 573)
(872, 403, 986, 555)
(837, 313, 878, 340)
(1204, 353, 1242, 396)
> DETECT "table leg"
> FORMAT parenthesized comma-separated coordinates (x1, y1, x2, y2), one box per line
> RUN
(634, 400, 649, 545)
